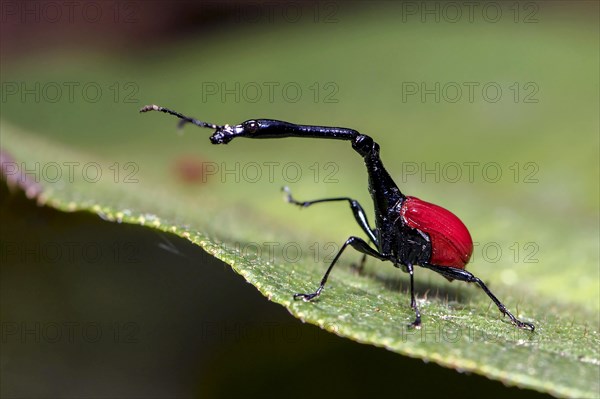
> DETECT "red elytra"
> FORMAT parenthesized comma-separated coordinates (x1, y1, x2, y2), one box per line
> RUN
(400, 196, 473, 269)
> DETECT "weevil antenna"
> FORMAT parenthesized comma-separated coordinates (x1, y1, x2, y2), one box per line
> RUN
(140, 104, 221, 130)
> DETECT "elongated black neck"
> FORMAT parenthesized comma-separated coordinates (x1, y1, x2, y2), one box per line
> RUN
(351, 134, 404, 217)
(247, 120, 405, 216)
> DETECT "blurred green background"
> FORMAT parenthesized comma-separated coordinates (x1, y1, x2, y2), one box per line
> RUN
(1, 1, 598, 398)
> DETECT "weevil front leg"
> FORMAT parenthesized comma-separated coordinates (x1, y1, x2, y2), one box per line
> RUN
(283, 186, 378, 246)
(283, 186, 378, 273)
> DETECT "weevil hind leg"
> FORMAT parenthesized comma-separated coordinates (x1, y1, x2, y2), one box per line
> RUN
(422, 264, 535, 331)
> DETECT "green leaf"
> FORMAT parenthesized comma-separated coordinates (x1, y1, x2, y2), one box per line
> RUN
(1, 6, 598, 397)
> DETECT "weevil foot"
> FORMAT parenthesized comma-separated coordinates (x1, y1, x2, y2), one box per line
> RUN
(293, 292, 319, 302)
(409, 316, 422, 329)
(514, 319, 535, 331)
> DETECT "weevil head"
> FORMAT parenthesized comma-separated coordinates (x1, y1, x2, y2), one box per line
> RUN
(209, 119, 307, 143)
(209, 119, 263, 144)
(242, 119, 298, 136)
(209, 124, 243, 144)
